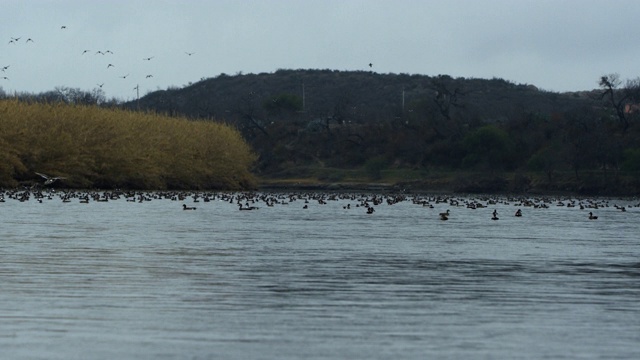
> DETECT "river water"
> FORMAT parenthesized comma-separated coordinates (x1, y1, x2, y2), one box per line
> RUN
(1, 190, 639, 359)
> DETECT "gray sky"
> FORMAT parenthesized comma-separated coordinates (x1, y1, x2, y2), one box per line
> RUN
(2, 0, 639, 101)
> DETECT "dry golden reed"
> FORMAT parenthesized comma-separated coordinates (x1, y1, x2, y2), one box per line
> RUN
(0, 100, 256, 189)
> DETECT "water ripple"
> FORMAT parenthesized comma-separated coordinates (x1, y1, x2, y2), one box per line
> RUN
(1, 192, 639, 359)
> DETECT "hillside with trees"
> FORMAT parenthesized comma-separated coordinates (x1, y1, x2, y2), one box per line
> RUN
(124, 69, 640, 195)
(2, 69, 639, 194)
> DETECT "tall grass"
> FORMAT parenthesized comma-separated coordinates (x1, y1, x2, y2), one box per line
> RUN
(0, 100, 256, 189)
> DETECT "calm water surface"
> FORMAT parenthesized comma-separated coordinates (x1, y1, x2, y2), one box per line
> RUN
(1, 191, 639, 359)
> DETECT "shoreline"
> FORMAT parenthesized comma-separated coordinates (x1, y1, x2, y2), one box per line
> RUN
(257, 179, 640, 198)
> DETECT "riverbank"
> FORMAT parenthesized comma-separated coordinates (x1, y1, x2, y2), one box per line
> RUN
(258, 170, 640, 196)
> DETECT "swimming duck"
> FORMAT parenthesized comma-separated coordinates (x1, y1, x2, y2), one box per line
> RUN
(183, 204, 196, 210)
(588, 212, 598, 220)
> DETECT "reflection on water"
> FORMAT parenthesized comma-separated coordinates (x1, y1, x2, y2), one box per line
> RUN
(1, 191, 639, 359)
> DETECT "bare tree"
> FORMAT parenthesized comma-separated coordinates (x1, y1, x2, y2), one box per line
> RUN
(599, 73, 640, 134)
(235, 91, 269, 137)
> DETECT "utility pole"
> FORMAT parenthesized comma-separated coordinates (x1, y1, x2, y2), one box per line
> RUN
(134, 84, 139, 109)
(302, 82, 305, 112)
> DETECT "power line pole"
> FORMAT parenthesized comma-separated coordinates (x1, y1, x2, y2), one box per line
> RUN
(302, 82, 305, 111)
(134, 84, 139, 109)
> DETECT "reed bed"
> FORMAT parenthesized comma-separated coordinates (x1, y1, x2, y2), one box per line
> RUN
(0, 100, 256, 189)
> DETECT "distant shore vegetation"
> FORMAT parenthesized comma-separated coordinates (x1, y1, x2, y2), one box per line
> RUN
(3, 70, 640, 195)
(0, 100, 256, 189)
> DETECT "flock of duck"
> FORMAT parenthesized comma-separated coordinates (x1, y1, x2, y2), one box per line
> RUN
(0, 172, 635, 220)
(3, 26, 197, 94)
(1, 179, 637, 221)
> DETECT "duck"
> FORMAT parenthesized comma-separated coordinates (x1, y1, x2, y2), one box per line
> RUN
(515, 209, 522, 217)
(615, 205, 626, 212)
(35, 172, 66, 185)
(182, 204, 196, 210)
(491, 209, 499, 220)
(439, 209, 449, 221)
(588, 212, 598, 220)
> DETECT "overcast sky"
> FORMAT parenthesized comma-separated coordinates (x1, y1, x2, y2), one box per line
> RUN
(1, 0, 639, 101)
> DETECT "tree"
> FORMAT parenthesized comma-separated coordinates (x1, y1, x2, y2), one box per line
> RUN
(461, 125, 515, 171)
(527, 142, 564, 182)
(235, 91, 269, 137)
(599, 73, 640, 134)
(622, 148, 640, 171)
(263, 94, 303, 116)
(431, 75, 466, 121)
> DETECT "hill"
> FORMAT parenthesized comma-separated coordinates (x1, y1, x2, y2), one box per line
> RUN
(125, 69, 640, 195)
(129, 69, 594, 123)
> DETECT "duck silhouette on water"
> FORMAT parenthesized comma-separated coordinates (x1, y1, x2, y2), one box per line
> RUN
(239, 203, 259, 210)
